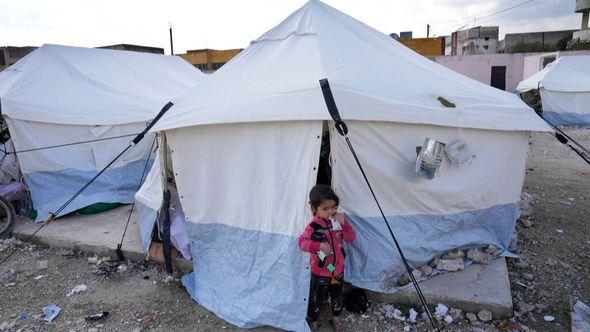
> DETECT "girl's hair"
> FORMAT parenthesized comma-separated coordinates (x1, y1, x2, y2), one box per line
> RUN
(309, 184, 339, 210)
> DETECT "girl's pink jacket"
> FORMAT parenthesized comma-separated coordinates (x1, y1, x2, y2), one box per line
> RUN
(298, 214, 356, 277)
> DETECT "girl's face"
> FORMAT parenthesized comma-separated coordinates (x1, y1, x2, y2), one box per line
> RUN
(314, 199, 337, 220)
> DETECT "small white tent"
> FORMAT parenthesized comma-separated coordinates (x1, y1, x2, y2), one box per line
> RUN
(0, 44, 205, 221)
(517, 56, 590, 126)
(137, 1, 550, 330)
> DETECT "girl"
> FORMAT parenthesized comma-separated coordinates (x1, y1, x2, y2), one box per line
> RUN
(298, 185, 356, 332)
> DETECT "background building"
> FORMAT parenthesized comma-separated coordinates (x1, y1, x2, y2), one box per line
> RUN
(501, 30, 575, 53)
(97, 44, 164, 54)
(573, 0, 590, 42)
(0, 46, 37, 71)
(179, 48, 242, 73)
(397, 37, 445, 57)
(451, 26, 499, 55)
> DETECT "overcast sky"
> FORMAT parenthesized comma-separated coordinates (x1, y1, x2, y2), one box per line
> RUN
(0, 0, 580, 54)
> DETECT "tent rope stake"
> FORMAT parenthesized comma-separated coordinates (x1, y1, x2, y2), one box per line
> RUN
(319, 78, 441, 331)
(0, 102, 174, 268)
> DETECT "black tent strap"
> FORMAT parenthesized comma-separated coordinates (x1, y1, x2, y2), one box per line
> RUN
(318, 78, 440, 331)
(541, 115, 590, 155)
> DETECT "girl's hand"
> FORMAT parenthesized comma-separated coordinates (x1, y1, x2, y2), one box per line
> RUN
(319, 242, 332, 255)
(333, 213, 346, 225)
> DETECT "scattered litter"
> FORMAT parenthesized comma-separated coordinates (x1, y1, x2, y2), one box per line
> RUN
(87, 256, 99, 264)
(4, 283, 16, 287)
(409, 308, 418, 323)
(444, 315, 453, 324)
(117, 264, 128, 273)
(556, 229, 564, 234)
(361, 313, 370, 319)
(572, 300, 590, 332)
(559, 200, 573, 206)
(544, 315, 555, 322)
(435, 303, 449, 317)
(42, 305, 61, 322)
(18, 315, 28, 321)
(392, 309, 405, 321)
(33, 275, 45, 280)
(162, 275, 175, 284)
(67, 284, 88, 297)
(85, 311, 109, 321)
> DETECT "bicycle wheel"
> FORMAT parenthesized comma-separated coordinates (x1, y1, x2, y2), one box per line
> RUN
(0, 196, 16, 238)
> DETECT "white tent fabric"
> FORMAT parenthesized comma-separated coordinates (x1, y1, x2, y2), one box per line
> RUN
(137, 1, 551, 331)
(0, 44, 205, 221)
(517, 56, 590, 126)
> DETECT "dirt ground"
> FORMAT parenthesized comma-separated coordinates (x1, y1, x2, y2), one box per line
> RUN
(0, 129, 589, 332)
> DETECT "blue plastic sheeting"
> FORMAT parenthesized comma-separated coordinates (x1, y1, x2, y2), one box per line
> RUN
(137, 201, 158, 251)
(543, 111, 590, 127)
(24, 159, 153, 222)
(181, 222, 311, 332)
(344, 203, 519, 293)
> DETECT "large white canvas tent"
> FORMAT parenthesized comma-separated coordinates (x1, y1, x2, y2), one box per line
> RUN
(136, 1, 550, 330)
(0, 44, 205, 221)
(517, 56, 590, 126)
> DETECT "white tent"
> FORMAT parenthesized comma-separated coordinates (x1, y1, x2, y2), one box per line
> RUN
(517, 56, 590, 126)
(136, 1, 550, 330)
(0, 44, 205, 221)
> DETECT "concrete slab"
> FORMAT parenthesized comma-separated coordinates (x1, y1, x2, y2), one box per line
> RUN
(12, 206, 512, 318)
(11, 205, 192, 272)
(367, 258, 513, 318)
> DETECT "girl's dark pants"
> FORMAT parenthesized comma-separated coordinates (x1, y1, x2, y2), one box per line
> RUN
(307, 274, 343, 322)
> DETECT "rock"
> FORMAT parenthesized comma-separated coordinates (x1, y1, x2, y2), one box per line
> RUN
(466, 312, 478, 323)
(419, 264, 433, 276)
(477, 310, 492, 322)
(543, 315, 555, 322)
(522, 273, 534, 281)
(444, 315, 453, 324)
(67, 284, 88, 297)
(117, 264, 128, 273)
(88, 328, 99, 332)
(520, 218, 533, 228)
(514, 261, 530, 269)
(36, 260, 48, 270)
(87, 256, 99, 264)
(436, 258, 464, 272)
(411, 269, 423, 279)
(535, 304, 548, 311)
(449, 308, 463, 321)
(484, 245, 498, 254)
(467, 248, 491, 265)
(0, 321, 16, 331)
(545, 258, 558, 267)
(520, 192, 533, 217)
(517, 301, 536, 313)
(442, 249, 465, 260)
(558, 260, 572, 269)
(399, 272, 410, 286)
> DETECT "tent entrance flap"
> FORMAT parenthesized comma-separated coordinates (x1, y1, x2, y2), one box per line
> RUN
(316, 121, 332, 185)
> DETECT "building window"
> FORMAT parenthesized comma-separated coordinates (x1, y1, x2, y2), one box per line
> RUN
(212, 62, 226, 70)
(483, 45, 489, 50)
(194, 63, 208, 71)
(484, 37, 489, 41)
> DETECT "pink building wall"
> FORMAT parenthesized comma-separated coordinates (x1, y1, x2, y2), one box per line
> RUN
(434, 51, 590, 93)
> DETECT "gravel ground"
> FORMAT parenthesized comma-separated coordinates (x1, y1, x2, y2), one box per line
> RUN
(0, 129, 589, 332)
